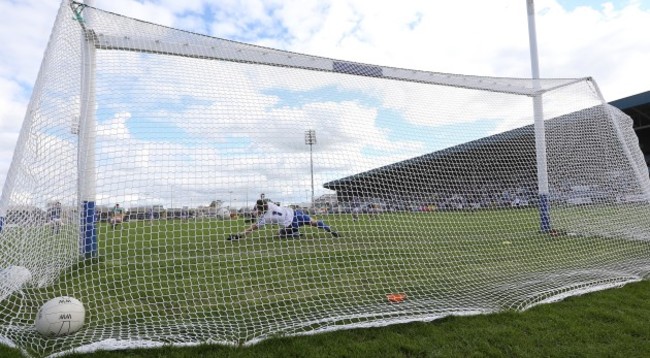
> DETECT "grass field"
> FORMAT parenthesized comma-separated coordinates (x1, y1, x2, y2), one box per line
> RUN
(1, 280, 649, 357)
(1, 207, 649, 357)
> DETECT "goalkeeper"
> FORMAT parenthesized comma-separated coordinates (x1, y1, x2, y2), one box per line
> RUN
(227, 199, 339, 240)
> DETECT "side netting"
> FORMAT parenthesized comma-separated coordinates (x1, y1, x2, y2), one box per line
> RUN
(1, 1, 650, 356)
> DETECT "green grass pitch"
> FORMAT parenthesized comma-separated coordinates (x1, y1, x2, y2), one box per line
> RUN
(3, 207, 650, 356)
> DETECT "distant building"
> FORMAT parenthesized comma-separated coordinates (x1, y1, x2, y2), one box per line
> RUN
(325, 101, 648, 208)
(610, 91, 650, 167)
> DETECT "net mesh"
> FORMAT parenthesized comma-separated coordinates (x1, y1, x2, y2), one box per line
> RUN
(1, 1, 650, 356)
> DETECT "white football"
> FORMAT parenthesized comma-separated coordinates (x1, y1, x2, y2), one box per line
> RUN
(35, 296, 85, 337)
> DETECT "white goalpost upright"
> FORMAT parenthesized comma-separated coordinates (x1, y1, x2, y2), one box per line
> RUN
(1, 1, 650, 357)
(526, 0, 551, 232)
(77, 0, 98, 258)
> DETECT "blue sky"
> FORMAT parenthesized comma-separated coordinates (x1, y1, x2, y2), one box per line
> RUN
(0, 0, 649, 206)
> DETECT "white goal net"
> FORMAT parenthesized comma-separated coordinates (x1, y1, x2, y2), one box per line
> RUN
(2, 1, 650, 356)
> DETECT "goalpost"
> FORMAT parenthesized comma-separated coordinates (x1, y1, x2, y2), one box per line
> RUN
(527, 0, 552, 233)
(78, 0, 98, 259)
(2, 1, 650, 356)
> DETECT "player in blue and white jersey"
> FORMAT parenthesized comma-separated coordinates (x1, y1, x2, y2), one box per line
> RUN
(351, 196, 361, 221)
(49, 202, 62, 234)
(227, 199, 339, 240)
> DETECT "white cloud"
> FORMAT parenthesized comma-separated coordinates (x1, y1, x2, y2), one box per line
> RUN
(1, 0, 648, 205)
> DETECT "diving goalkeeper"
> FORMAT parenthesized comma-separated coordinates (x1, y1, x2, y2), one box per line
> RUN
(227, 199, 339, 240)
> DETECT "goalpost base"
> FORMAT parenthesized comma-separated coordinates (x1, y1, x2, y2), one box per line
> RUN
(81, 200, 98, 258)
(539, 193, 551, 233)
